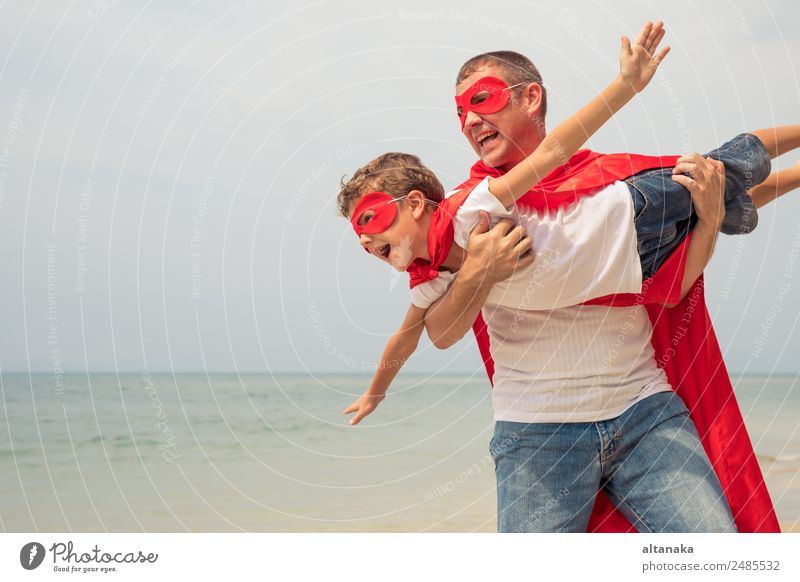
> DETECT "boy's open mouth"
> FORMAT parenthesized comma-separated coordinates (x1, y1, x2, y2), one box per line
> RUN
(376, 244, 390, 259)
(475, 130, 499, 149)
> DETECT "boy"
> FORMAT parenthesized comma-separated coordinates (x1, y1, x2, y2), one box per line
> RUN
(340, 27, 800, 425)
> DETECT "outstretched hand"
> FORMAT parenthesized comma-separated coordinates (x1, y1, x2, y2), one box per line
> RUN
(619, 21, 670, 93)
(343, 392, 385, 425)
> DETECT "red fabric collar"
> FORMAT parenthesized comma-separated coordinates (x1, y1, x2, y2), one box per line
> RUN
(470, 149, 680, 212)
(406, 188, 473, 287)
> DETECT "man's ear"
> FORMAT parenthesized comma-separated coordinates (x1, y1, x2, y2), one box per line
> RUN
(406, 190, 428, 219)
(523, 82, 544, 118)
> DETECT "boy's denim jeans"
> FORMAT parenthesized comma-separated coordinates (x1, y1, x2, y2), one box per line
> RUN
(626, 132, 771, 279)
(489, 390, 737, 533)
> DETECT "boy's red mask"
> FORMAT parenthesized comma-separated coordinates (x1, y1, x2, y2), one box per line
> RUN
(350, 192, 404, 252)
(455, 76, 518, 129)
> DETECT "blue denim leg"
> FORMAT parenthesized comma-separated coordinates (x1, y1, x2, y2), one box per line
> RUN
(626, 133, 772, 278)
(626, 170, 694, 279)
(601, 391, 737, 533)
(490, 420, 602, 532)
(491, 392, 737, 533)
(706, 132, 770, 235)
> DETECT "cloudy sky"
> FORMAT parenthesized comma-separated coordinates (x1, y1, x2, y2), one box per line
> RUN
(0, 0, 798, 375)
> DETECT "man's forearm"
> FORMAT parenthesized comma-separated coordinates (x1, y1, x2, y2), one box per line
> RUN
(425, 211, 535, 347)
(425, 266, 494, 349)
(676, 220, 720, 302)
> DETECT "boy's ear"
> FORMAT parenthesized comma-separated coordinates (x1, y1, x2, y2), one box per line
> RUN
(406, 190, 428, 219)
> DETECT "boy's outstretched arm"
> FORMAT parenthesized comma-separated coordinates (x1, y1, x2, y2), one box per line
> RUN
(343, 304, 426, 425)
(489, 21, 670, 208)
(749, 161, 800, 208)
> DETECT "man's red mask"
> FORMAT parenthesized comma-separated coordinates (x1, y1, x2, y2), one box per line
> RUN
(455, 76, 525, 129)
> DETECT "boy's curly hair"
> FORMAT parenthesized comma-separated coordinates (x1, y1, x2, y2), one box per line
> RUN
(337, 152, 444, 217)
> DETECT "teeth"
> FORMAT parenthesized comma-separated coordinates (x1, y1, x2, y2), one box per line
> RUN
(476, 131, 497, 145)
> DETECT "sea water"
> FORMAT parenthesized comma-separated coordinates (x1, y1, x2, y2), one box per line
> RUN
(0, 372, 797, 532)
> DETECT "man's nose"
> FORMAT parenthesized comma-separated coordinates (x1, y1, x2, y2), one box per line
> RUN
(463, 110, 482, 133)
(359, 233, 372, 247)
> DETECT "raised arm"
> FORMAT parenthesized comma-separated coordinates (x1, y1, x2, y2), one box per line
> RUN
(343, 304, 426, 425)
(489, 21, 670, 208)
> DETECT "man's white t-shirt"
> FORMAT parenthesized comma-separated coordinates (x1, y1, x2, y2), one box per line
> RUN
(410, 178, 672, 423)
(484, 302, 672, 423)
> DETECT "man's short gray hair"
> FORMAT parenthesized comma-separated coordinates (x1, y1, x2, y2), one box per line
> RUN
(456, 50, 547, 118)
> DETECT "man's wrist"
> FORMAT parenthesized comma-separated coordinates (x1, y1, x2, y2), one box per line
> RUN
(458, 254, 494, 288)
(695, 216, 723, 233)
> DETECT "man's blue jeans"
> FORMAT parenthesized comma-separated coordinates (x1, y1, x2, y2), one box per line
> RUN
(489, 391, 737, 532)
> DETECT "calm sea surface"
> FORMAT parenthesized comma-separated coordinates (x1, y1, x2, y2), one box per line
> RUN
(1, 373, 798, 532)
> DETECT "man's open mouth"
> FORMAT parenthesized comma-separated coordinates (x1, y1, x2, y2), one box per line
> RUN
(375, 244, 390, 259)
(475, 130, 499, 149)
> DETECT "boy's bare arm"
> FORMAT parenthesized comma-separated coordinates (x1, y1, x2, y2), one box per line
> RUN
(749, 161, 800, 208)
(425, 213, 533, 349)
(489, 21, 670, 208)
(344, 304, 426, 425)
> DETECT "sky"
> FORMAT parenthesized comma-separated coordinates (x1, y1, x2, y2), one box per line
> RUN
(0, 0, 798, 375)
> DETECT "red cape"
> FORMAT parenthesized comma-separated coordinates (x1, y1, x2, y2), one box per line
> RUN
(425, 150, 779, 532)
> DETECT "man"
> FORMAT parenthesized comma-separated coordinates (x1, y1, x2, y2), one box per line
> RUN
(421, 41, 779, 532)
